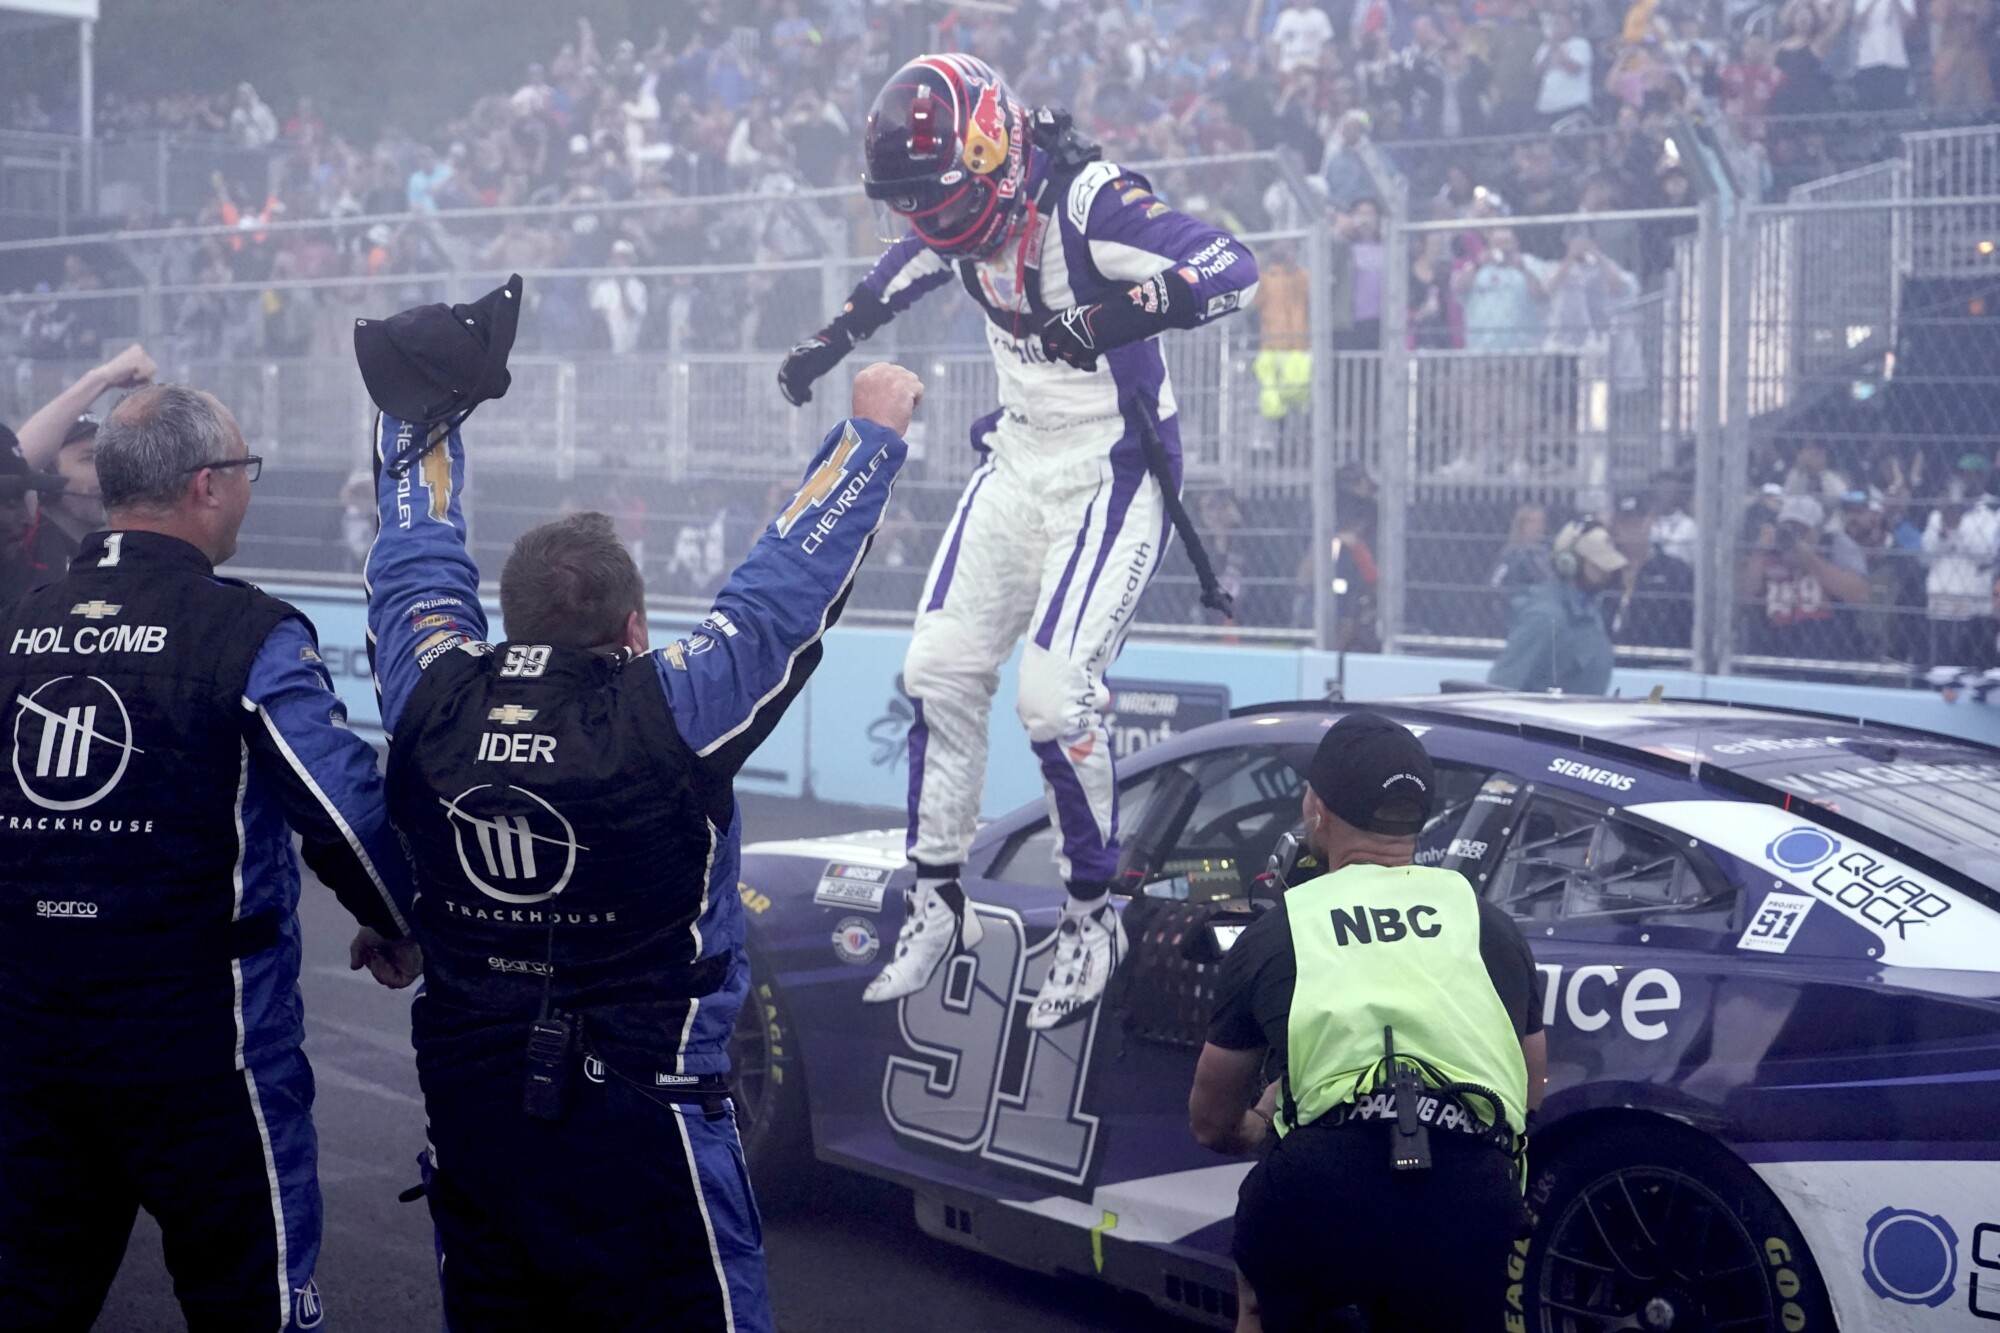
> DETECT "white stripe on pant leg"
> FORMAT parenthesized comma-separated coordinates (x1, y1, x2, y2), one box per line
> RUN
(242, 1067, 292, 1331)
(673, 1105, 737, 1333)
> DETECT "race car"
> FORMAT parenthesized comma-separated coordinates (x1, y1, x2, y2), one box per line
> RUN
(726, 693, 2000, 1331)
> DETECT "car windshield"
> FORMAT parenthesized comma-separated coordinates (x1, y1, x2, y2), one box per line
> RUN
(1759, 753, 2000, 884)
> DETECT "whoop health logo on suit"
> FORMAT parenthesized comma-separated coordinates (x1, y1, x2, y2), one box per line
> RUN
(10, 675, 143, 811)
(441, 784, 588, 905)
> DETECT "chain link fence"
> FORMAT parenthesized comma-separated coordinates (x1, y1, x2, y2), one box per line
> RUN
(10, 135, 2000, 689)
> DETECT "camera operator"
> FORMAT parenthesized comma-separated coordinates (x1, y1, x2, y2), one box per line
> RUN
(358, 276, 920, 1331)
(1189, 712, 1545, 1332)
(1487, 516, 1625, 693)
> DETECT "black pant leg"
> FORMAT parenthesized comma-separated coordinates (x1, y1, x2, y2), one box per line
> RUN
(1235, 1124, 1523, 1333)
(0, 1073, 140, 1333)
(126, 1052, 323, 1333)
(424, 1060, 768, 1333)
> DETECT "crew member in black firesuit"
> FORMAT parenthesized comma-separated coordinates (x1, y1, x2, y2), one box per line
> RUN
(0, 384, 419, 1331)
(1189, 712, 1547, 1333)
(357, 276, 922, 1331)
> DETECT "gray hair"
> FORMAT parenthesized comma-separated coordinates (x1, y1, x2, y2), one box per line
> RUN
(95, 384, 235, 511)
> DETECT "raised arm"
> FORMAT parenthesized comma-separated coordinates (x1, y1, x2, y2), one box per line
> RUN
(659, 363, 919, 782)
(777, 237, 953, 407)
(1041, 166, 1261, 371)
(15, 344, 155, 469)
(362, 413, 489, 739)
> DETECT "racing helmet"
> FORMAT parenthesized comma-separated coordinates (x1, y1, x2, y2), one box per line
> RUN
(861, 55, 1031, 261)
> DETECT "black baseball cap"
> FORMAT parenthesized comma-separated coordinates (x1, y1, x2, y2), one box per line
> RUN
(354, 274, 523, 427)
(60, 413, 99, 447)
(0, 427, 66, 498)
(1306, 711, 1435, 837)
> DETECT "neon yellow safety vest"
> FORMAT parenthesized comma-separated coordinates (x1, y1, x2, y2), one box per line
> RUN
(1279, 863, 1528, 1139)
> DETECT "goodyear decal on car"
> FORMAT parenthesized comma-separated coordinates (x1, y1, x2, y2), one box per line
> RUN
(1627, 801, 2000, 970)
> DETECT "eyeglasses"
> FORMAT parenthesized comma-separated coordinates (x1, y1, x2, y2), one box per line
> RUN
(182, 455, 263, 483)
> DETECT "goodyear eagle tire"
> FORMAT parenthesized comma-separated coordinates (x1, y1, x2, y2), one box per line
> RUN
(1512, 1125, 1835, 1333)
(727, 952, 814, 1192)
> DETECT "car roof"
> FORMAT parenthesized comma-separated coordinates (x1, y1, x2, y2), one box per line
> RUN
(1216, 693, 2000, 903)
(1229, 692, 2000, 770)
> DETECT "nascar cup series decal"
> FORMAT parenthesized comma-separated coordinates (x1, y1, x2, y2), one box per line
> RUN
(814, 862, 890, 914)
(1627, 801, 2000, 970)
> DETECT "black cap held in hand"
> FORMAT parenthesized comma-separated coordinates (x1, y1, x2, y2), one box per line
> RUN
(354, 275, 523, 426)
(1306, 711, 1435, 837)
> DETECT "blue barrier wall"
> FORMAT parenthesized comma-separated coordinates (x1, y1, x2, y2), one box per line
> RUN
(274, 585, 2000, 818)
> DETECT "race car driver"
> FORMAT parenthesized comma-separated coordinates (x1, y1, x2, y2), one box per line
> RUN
(360, 276, 921, 1331)
(0, 383, 417, 1332)
(780, 55, 1259, 1028)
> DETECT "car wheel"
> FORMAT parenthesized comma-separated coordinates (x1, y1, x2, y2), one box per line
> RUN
(727, 953, 813, 1185)
(1517, 1125, 1836, 1333)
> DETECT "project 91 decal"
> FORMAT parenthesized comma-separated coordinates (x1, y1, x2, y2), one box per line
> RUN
(881, 904, 1106, 1188)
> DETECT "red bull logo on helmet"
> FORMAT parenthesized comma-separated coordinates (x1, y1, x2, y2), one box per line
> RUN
(964, 83, 1009, 176)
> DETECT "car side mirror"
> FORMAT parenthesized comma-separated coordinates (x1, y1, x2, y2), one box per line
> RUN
(1181, 905, 1261, 965)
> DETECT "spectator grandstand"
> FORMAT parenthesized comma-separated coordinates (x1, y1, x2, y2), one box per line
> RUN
(5, 0, 2000, 697)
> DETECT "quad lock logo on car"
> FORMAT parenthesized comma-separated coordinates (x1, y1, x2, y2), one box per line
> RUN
(1863, 1208, 1959, 1308)
(1764, 826, 1951, 938)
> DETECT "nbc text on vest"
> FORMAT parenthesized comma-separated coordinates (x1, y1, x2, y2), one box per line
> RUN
(10, 625, 168, 655)
(1329, 903, 1443, 945)
(800, 445, 892, 555)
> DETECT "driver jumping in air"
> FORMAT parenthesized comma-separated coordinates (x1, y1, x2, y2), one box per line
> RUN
(779, 55, 1257, 1028)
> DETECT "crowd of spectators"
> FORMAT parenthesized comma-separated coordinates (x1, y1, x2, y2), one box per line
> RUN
(9, 0, 1997, 364)
(11, 0, 2000, 678)
(1470, 435, 2000, 679)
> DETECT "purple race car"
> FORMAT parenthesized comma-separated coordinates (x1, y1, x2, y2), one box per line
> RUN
(728, 693, 2000, 1331)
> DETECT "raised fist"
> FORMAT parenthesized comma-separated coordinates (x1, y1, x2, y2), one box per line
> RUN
(96, 343, 157, 391)
(850, 362, 924, 437)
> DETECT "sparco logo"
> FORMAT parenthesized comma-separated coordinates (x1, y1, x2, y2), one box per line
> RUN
(441, 784, 587, 905)
(11, 675, 142, 811)
(36, 900, 98, 919)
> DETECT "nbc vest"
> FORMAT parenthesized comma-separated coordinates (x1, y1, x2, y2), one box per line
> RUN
(1280, 864, 1528, 1137)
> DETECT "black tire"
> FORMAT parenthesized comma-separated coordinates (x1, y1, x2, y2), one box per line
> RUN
(727, 952, 815, 1189)
(1515, 1124, 1836, 1333)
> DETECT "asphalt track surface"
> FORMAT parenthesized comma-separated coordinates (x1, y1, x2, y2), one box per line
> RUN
(95, 795, 1204, 1332)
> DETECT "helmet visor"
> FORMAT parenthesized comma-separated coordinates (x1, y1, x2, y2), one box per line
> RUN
(871, 174, 1005, 256)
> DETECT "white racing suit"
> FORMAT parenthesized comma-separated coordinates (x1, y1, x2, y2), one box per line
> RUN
(858, 156, 1259, 888)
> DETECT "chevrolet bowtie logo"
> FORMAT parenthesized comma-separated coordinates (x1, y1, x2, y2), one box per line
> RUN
(776, 424, 861, 538)
(69, 601, 122, 620)
(488, 705, 538, 725)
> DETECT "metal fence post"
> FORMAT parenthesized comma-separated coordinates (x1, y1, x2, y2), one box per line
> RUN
(1692, 197, 1725, 677)
(1718, 201, 1755, 678)
(1378, 214, 1412, 655)
(259, 362, 280, 453)
(555, 361, 578, 483)
(1307, 209, 1338, 653)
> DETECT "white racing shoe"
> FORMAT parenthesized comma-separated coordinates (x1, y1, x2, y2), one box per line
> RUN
(863, 881, 984, 1003)
(1026, 899, 1126, 1031)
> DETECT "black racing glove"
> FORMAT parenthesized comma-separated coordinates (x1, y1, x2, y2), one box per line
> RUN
(1039, 269, 1199, 372)
(778, 284, 895, 407)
